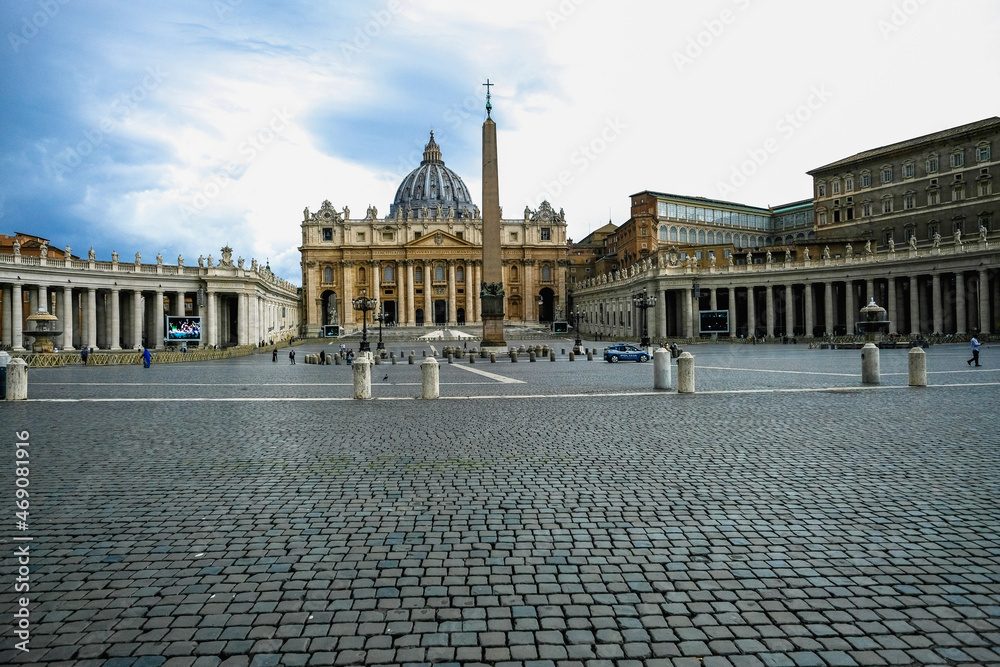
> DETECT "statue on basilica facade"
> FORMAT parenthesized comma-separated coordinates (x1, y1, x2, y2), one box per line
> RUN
(156, 252, 163, 266)
(39, 243, 48, 258)
(88, 247, 96, 261)
(135, 252, 141, 264)
(909, 234, 918, 251)
(178, 254, 184, 267)
(888, 238, 895, 253)
(198, 255, 205, 268)
(238, 256, 245, 269)
(765, 250, 773, 264)
(12, 240, 20, 256)
(844, 243, 853, 259)
(822, 245, 830, 259)
(932, 231, 941, 248)
(953, 229, 963, 246)
(803, 247, 810, 261)
(207, 254, 214, 267)
(981, 224, 989, 243)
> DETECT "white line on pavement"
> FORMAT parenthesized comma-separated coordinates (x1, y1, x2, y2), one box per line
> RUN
(448, 364, 525, 384)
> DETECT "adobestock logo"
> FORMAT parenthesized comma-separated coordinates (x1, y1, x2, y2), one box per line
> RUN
(7, 0, 71, 53)
(534, 116, 627, 205)
(673, 0, 753, 73)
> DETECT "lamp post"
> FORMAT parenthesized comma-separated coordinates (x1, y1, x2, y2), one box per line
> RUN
(373, 305, 386, 352)
(352, 289, 378, 353)
(632, 287, 656, 348)
(572, 309, 584, 354)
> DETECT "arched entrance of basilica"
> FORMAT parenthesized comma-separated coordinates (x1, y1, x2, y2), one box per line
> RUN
(434, 300, 447, 325)
(538, 287, 556, 323)
(321, 291, 338, 326)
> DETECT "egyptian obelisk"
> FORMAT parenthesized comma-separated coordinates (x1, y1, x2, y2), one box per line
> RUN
(480, 80, 506, 349)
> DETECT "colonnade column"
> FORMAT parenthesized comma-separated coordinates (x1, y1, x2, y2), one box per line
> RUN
(87, 288, 99, 350)
(237, 293, 248, 346)
(747, 287, 756, 338)
(845, 282, 856, 336)
(909, 276, 920, 334)
(764, 286, 775, 337)
(823, 282, 833, 337)
(681, 289, 692, 339)
(886, 278, 897, 333)
(132, 291, 143, 349)
(804, 283, 814, 338)
(206, 292, 217, 347)
(372, 263, 381, 315)
(110, 289, 121, 350)
(932, 273, 943, 334)
(174, 292, 185, 316)
(979, 269, 991, 334)
(784, 285, 794, 336)
(11, 284, 24, 350)
(955, 273, 967, 335)
(62, 286, 75, 350)
(1, 286, 12, 347)
(652, 288, 665, 341)
(447, 260, 457, 325)
(708, 288, 718, 340)
(474, 262, 483, 322)
(155, 290, 165, 348)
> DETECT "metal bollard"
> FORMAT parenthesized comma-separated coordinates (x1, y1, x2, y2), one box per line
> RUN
(908, 346, 927, 386)
(677, 351, 695, 394)
(653, 348, 672, 390)
(861, 342, 880, 385)
(353, 356, 372, 399)
(421, 356, 439, 399)
(6, 357, 27, 400)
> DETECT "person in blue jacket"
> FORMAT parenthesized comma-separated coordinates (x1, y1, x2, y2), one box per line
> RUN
(142, 347, 152, 369)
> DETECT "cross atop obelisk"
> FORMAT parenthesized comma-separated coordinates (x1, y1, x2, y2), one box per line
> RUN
(483, 78, 493, 118)
(480, 79, 506, 349)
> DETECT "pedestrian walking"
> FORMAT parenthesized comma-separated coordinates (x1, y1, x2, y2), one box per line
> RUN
(289, 349, 296, 365)
(272, 349, 277, 362)
(968, 335, 982, 367)
(81, 348, 89, 365)
(142, 347, 152, 369)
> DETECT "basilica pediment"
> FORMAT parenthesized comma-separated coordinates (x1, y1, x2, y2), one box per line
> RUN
(404, 230, 475, 248)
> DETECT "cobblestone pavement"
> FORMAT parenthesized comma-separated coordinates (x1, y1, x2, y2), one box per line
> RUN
(3, 342, 999, 666)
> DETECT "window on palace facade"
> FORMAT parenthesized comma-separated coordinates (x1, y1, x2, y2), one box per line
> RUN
(952, 184, 965, 201)
(903, 193, 916, 209)
(323, 228, 333, 241)
(902, 162, 914, 179)
(881, 166, 893, 184)
(541, 264, 552, 282)
(540, 227, 551, 241)
(953, 219, 966, 234)
(976, 142, 991, 162)
(926, 154, 939, 173)
(658, 202, 668, 217)
(904, 227, 916, 242)
(980, 180, 993, 197)
(928, 222, 939, 239)
(845, 175, 854, 191)
(415, 267, 423, 283)
(456, 266, 464, 282)
(817, 182, 826, 197)
(414, 231, 422, 240)
(928, 189, 940, 205)
(659, 226, 668, 241)
(882, 230, 893, 246)
(980, 214, 992, 231)
(383, 266, 393, 282)
(434, 265, 444, 281)
(860, 171, 872, 188)
(323, 267, 333, 283)
(832, 180, 841, 194)
(951, 149, 965, 168)
(882, 196, 893, 214)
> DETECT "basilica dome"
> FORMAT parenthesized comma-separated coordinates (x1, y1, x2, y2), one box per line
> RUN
(390, 132, 476, 219)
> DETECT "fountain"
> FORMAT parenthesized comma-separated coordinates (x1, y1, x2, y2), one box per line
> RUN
(855, 298, 890, 338)
(25, 306, 63, 353)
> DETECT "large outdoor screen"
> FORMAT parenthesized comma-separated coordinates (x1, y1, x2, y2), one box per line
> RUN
(165, 316, 201, 341)
(699, 310, 729, 334)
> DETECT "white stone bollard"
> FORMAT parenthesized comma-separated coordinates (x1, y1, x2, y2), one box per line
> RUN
(653, 348, 672, 390)
(353, 356, 372, 399)
(908, 346, 927, 387)
(861, 342, 880, 385)
(677, 351, 695, 394)
(421, 356, 439, 399)
(7, 358, 28, 400)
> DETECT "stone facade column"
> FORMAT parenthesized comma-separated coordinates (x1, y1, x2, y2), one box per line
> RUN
(174, 292, 185, 316)
(804, 283, 814, 338)
(845, 281, 856, 336)
(522, 260, 534, 322)
(556, 260, 567, 322)
(110, 289, 122, 350)
(155, 290, 165, 348)
(954, 272, 966, 335)
(932, 273, 943, 334)
(11, 284, 24, 351)
(725, 288, 734, 339)
(342, 262, 355, 327)
(909, 275, 920, 334)
(979, 269, 991, 335)
(406, 261, 416, 326)
(396, 261, 406, 327)
(372, 262, 381, 314)
(62, 285, 75, 350)
(464, 261, 473, 325)
(28, 287, 37, 317)
(824, 282, 833, 336)
(784, 285, 794, 336)
(132, 290, 143, 349)
(1, 285, 12, 347)
(447, 260, 457, 325)
(682, 288, 693, 338)
(747, 286, 756, 337)
(764, 285, 775, 337)
(474, 261, 483, 323)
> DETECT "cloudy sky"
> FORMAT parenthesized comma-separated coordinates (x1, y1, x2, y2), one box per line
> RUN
(3, 1, 999, 281)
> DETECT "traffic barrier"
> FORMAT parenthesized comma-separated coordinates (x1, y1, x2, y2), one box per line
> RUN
(653, 348, 671, 390)
(908, 347, 927, 386)
(861, 342, 880, 385)
(6, 358, 27, 400)
(677, 351, 695, 393)
(353, 356, 372, 399)
(421, 357, 439, 399)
